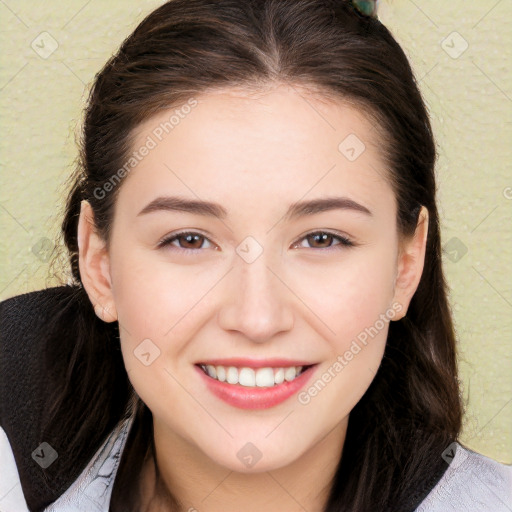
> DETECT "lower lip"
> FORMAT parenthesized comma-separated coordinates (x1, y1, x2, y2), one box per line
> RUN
(194, 364, 317, 410)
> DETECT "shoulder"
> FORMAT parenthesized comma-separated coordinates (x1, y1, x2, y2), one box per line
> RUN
(44, 415, 134, 511)
(0, 416, 134, 512)
(416, 442, 512, 511)
(0, 285, 94, 510)
(0, 425, 30, 511)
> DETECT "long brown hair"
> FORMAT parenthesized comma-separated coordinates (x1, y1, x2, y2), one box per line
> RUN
(43, 1, 463, 510)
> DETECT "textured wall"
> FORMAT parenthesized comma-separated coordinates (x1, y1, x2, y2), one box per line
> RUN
(0, 1, 510, 463)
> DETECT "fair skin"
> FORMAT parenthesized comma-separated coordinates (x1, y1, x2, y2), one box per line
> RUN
(77, 84, 428, 512)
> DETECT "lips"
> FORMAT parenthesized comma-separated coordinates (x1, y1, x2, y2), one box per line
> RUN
(194, 361, 318, 410)
(195, 357, 316, 389)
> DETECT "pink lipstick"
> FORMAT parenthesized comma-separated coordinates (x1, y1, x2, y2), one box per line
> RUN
(194, 362, 318, 410)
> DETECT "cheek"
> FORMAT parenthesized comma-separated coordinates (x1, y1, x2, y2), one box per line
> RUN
(288, 244, 397, 340)
(109, 246, 224, 388)
(109, 243, 216, 332)
(295, 253, 395, 417)
(288, 244, 397, 411)
(110, 252, 204, 418)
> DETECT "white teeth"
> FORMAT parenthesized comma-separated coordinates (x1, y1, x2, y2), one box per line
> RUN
(200, 364, 307, 387)
(206, 365, 217, 379)
(216, 365, 226, 382)
(255, 367, 275, 387)
(238, 367, 255, 387)
(284, 367, 297, 382)
(226, 366, 238, 384)
(274, 368, 285, 385)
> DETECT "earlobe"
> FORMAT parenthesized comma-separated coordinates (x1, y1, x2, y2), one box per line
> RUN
(391, 206, 429, 320)
(77, 200, 118, 323)
(93, 302, 118, 323)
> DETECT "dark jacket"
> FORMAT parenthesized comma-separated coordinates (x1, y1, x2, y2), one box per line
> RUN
(0, 286, 114, 511)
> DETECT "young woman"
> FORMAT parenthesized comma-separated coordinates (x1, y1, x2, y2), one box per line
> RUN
(1, 1, 510, 511)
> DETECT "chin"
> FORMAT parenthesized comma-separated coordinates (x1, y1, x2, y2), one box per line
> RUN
(201, 438, 303, 474)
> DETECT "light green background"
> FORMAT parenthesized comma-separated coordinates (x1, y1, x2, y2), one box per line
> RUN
(0, 1, 511, 463)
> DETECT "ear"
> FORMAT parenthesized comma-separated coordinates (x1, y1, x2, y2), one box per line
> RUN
(77, 200, 117, 323)
(391, 206, 429, 320)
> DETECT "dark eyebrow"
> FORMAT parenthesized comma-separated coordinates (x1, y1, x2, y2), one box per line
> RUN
(137, 196, 228, 219)
(283, 196, 372, 221)
(137, 195, 372, 219)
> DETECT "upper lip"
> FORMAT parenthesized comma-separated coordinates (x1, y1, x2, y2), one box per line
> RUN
(196, 358, 317, 368)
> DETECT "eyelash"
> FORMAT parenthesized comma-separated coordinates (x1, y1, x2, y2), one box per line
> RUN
(157, 230, 355, 254)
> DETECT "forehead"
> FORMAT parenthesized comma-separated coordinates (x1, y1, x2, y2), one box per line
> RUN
(118, 84, 393, 217)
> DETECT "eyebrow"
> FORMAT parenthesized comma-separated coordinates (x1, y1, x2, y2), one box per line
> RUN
(137, 195, 373, 220)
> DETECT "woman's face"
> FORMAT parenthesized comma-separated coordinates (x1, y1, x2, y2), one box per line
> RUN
(79, 84, 427, 472)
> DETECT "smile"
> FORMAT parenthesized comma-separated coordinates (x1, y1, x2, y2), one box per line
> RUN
(198, 363, 312, 387)
(194, 362, 318, 410)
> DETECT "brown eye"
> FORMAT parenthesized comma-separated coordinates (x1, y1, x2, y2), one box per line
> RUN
(294, 231, 354, 250)
(158, 231, 214, 252)
(176, 233, 205, 249)
(306, 232, 334, 249)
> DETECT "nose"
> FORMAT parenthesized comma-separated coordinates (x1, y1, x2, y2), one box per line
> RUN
(216, 252, 294, 343)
